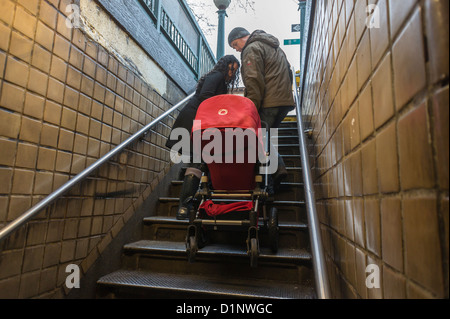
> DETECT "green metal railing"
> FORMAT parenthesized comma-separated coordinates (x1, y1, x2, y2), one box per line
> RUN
(139, 0, 216, 79)
(141, 0, 157, 18)
(160, 8, 199, 73)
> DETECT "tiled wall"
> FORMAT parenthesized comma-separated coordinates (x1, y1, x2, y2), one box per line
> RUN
(303, 0, 448, 298)
(0, 0, 181, 298)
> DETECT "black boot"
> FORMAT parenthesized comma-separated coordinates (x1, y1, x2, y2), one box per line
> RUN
(176, 174, 200, 220)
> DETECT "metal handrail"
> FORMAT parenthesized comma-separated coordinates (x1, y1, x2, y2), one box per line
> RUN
(0, 92, 195, 242)
(293, 68, 330, 299)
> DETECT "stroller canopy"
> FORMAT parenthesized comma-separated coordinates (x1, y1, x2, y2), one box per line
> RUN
(193, 95, 261, 133)
(192, 95, 262, 191)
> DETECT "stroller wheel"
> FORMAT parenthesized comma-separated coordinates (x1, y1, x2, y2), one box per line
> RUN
(250, 238, 258, 268)
(268, 207, 279, 253)
(187, 235, 198, 263)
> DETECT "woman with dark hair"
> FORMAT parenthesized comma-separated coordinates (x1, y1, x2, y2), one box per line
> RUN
(166, 55, 240, 220)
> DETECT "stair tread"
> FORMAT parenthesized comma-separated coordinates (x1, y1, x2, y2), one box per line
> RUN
(124, 239, 312, 261)
(158, 197, 305, 206)
(97, 269, 315, 299)
(275, 135, 299, 138)
(143, 216, 308, 230)
(171, 180, 303, 185)
(280, 182, 303, 186)
(278, 127, 298, 131)
(276, 144, 300, 147)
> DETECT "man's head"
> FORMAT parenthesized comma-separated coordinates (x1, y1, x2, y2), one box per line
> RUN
(228, 27, 250, 52)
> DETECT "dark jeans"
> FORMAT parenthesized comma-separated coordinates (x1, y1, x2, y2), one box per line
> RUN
(259, 106, 294, 175)
(259, 106, 294, 129)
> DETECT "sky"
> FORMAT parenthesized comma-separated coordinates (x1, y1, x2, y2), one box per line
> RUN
(189, 0, 303, 72)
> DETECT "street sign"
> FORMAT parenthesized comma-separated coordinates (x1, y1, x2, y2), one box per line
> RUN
(291, 24, 301, 32)
(284, 38, 301, 45)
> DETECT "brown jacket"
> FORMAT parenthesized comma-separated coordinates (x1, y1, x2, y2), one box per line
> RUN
(241, 30, 295, 110)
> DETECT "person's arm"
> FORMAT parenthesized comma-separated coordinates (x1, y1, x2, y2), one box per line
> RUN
(198, 72, 225, 102)
(242, 45, 265, 110)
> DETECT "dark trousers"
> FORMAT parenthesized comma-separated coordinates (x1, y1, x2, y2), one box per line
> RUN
(259, 106, 293, 129)
(258, 106, 294, 175)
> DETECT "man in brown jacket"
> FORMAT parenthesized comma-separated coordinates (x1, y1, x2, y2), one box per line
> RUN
(229, 27, 295, 191)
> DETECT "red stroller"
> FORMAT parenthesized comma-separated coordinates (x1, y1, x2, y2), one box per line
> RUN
(185, 94, 279, 267)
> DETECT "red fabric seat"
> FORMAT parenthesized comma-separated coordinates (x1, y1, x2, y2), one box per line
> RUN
(199, 200, 253, 217)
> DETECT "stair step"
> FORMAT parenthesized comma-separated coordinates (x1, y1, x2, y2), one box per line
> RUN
(158, 197, 305, 206)
(142, 217, 309, 249)
(280, 182, 304, 187)
(276, 127, 311, 136)
(280, 121, 298, 126)
(272, 136, 299, 143)
(276, 128, 300, 137)
(178, 166, 302, 175)
(97, 269, 315, 299)
(171, 179, 302, 186)
(143, 216, 308, 231)
(277, 127, 298, 132)
(169, 181, 305, 198)
(123, 240, 312, 263)
(144, 216, 188, 225)
(276, 144, 300, 148)
(275, 135, 299, 139)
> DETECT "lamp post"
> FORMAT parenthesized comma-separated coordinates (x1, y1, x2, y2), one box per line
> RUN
(214, 0, 231, 59)
(298, 0, 306, 69)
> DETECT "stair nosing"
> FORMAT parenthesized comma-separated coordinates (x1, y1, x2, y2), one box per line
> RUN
(123, 239, 312, 262)
(172, 180, 303, 186)
(158, 197, 305, 206)
(273, 136, 299, 139)
(275, 144, 300, 147)
(143, 216, 308, 230)
(97, 269, 315, 299)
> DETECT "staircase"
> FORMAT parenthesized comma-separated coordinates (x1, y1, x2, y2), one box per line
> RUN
(96, 119, 317, 299)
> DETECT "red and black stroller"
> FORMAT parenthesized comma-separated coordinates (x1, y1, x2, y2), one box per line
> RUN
(185, 94, 279, 267)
